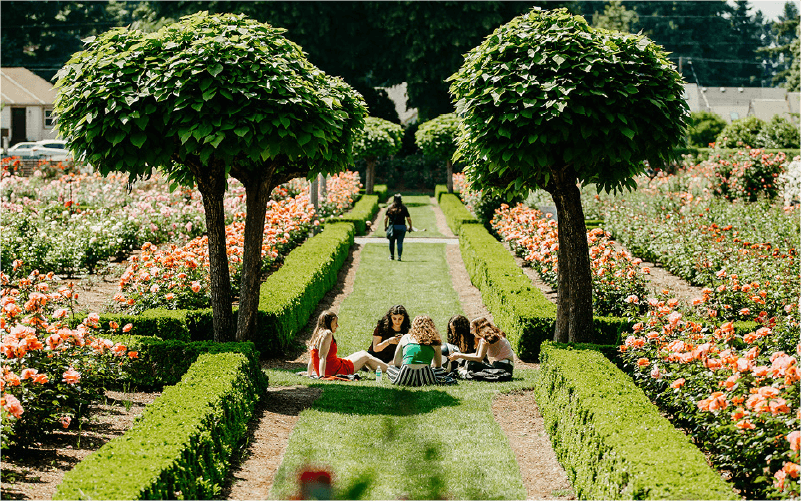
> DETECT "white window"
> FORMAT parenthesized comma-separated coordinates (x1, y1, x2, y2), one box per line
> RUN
(730, 112, 739, 121)
(44, 108, 56, 128)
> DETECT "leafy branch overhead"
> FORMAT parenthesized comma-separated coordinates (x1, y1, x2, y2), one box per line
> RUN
(352, 116, 404, 161)
(448, 8, 688, 199)
(54, 11, 367, 185)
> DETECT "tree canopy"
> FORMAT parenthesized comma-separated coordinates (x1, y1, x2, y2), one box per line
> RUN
(353, 117, 403, 194)
(415, 113, 460, 192)
(54, 11, 367, 342)
(449, 7, 687, 344)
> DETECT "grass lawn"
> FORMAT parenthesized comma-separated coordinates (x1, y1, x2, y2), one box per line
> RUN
(265, 241, 537, 499)
(372, 195, 448, 239)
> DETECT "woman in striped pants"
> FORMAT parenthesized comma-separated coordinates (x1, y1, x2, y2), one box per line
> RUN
(387, 315, 452, 386)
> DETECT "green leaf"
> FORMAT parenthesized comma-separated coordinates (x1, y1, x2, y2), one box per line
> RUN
(620, 127, 635, 139)
(208, 63, 224, 77)
(130, 132, 147, 148)
(234, 126, 250, 138)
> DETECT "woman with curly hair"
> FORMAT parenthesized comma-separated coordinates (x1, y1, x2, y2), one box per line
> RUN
(367, 305, 411, 364)
(387, 315, 455, 386)
(307, 310, 388, 378)
(448, 317, 515, 375)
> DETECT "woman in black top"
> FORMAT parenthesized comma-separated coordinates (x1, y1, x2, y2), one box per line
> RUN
(384, 194, 412, 261)
(367, 304, 411, 364)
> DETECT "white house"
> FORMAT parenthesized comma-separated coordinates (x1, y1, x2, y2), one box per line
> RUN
(1, 67, 59, 147)
(684, 83, 800, 124)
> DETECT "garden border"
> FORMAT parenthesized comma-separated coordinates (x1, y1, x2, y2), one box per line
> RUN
(54, 352, 266, 500)
(533, 342, 738, 499)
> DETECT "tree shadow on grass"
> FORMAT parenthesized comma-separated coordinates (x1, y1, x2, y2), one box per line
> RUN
(309, 384, 459, 416)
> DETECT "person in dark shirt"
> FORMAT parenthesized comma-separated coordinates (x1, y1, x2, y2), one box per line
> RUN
(367, 304, 411, 364)
(384, 194, 412, 261)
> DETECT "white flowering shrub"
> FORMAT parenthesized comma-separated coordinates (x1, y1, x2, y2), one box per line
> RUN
(778, 158, 801, 206)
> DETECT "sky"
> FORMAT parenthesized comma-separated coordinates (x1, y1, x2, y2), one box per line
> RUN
(741, 0, 800, 20)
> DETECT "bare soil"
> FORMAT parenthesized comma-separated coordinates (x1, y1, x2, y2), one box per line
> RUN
(1, 390, 160, 501)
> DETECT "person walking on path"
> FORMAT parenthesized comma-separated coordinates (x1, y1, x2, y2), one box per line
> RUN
(384, 194, 412, 261)
(367, 305, 411, 364)
(308, 311, 388, 377)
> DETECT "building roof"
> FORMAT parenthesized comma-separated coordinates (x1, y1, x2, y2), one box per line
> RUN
(1, 67, 57, 106)
(749, 99, 796, 123)
(699, 86, 787, 106)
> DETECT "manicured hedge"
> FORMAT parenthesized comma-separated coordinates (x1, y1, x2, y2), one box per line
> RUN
(110, 335, 265, 389)
(534, 342, 738, 500)
(334, 194, 378, 236)
(439, 193, 479, 236)
(360, 183, 389, 203)
(434, 184, 460, 202)
(257, 222, 354, 355)
(71, 309, 194, 341)
(55, 352, 264, 500)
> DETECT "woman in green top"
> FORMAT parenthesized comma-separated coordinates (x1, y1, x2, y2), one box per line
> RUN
(387, 315, 449, 386)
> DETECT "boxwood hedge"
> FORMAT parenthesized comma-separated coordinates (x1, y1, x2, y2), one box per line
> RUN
(439, 193, 479, 236)
(54, 352, 264, 500)
(534, 342, 738, 500)
(333, 194, 378, 236)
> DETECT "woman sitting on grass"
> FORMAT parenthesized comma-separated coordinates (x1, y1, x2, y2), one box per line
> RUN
(440, 315, 474, 372)
(307, 310, 388, 378)
(387, 315, 454, 386)
(447, 317, 515, 375)
(367, 304, 411, 364)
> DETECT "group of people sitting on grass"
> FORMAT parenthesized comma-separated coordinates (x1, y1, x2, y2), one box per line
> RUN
(306, 305, 515, 386)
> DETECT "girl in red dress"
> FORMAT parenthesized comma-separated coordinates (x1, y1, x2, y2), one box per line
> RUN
(307, 310, 388, 377)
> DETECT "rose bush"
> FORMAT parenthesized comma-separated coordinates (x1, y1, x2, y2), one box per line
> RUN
(1, 261, 138, 450)
(711, 147, 787, 202)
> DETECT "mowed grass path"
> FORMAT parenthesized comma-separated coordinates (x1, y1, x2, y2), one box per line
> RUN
(371, 195, 448, 239)
(266, 204, 539, 499)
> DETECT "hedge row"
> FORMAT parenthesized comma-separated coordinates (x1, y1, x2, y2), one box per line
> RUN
(332, 194, 379, 236)
(434, 184, 460, 202)
(440, 195, 632, 360)
(533, 342, 738, 500)
(257, 221, 354, 355)
(110, 334, 264, 389)
(359, 183, 389, 203)
(439, 193, 479, 236)
(55, 352, 265, 500)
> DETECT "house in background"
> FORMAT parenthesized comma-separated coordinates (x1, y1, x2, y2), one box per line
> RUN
(683, 83, 800, 124)
(1, 67, 59, 147)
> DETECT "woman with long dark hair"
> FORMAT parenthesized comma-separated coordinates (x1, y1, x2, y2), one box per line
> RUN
(447, 317, 515, 375)
(367, 304, 411, 364)
(307, 310, 388, 378)
(384, 194, 412, 261)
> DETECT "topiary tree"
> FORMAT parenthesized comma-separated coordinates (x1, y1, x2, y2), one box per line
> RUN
(449, 8, 687, 343)
(415, 113, 460, 193)
(54, 12, 367, 343)
(353, 116, 403, 194)
(715, 116, 766, 148)
(688, 111, 728, 148)
(755, 115, 800, 149)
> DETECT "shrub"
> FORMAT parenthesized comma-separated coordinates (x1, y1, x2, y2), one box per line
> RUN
(756, 115, 801, 149)
(438, 193, 478, 236)
(715, 116, 766, 149)
(711, 147, 787, 202)
(688, 111, 728, 148)
(333, 195, 378, 236)
(534, 342, 739, 500)
(256, 222, 354, 355)
(778, 158, 801, 206)
(54, 352, 264, 500)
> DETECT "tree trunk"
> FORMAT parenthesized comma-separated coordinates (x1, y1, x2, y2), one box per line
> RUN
(547, 167, 594, 343)
(196, 174, 235, 343)
(236, 176, 272, 342)
(446, 159, 453, 193)
(366, 157, 376, 195)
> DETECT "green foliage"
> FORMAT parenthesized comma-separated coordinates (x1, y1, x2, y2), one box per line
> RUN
(72, 309, 192, 341)
(353, 116, 404, 161)
(53, 11, 367, 184)
(334, 195, 379, 236)
(435, 184, 459, 202)
(438, 193, 479, 236)
(459, 223, 556, 360)
(414, 113, 460, 161)
(712, 148, 787, 202)
(371, 184, 390, 203)
(591, 0, 639, 33)
(110, 335, 264, 389)
(462, 189, 523, 232)
(534, 342, 739, 500)
(715, 116, 766, 148)
(257, 222, 354, 355)
(688, 111, 728, 148)
(756, 115, 801, 149)
(448, 7, 688, 199)
(54, 352, 264, 500)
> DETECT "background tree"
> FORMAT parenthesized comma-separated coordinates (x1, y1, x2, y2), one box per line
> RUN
(758, 2, 799, 87)
(784, 26, 801, 91)
(414, 113, 460, 193)
(755, 115, 800, 149)
(688, 111, 728, 147)
(53, 12, 366, 343)
(715, 116, 766, 148)
(353, 117, 403, 195)
(591, 0, 639, 33)
(449, 8, 687, 343)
